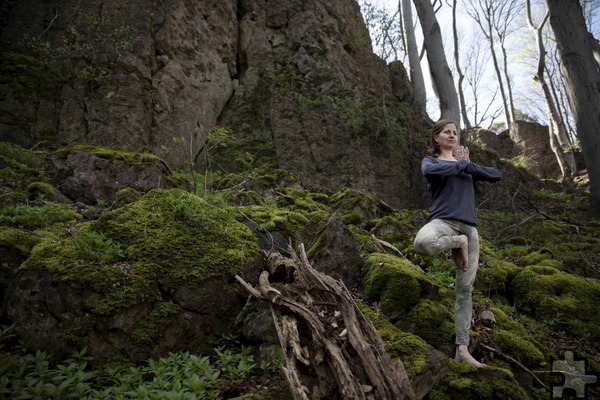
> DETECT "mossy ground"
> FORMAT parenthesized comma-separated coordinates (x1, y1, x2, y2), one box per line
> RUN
(2, 141, 600, 399)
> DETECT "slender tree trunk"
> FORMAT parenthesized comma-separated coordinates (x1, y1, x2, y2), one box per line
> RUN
(497, 37, 516, 123)
(526, 1, 577, 178)
(546, 0, 600, 216)
(400, 0, 427, 116)
(485, 21, 511, 126)
(412, 0, 460, 127)
(451, 0, 471, 129)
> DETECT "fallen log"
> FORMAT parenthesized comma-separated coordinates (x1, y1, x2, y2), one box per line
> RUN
(235, 244, 415, 400)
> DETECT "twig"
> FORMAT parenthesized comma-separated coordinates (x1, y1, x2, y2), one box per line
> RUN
(480, 344, 548, 389)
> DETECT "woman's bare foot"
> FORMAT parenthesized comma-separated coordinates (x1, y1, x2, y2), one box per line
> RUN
(455, 345, 486, 368)
(453, 234, 469, 271)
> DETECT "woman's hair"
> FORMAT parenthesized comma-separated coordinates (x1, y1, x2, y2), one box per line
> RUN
(428, 118, 457, 156)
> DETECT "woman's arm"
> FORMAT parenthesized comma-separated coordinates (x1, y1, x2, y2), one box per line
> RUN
(465, 162, 502, 182)
(421, 157, 469, 177)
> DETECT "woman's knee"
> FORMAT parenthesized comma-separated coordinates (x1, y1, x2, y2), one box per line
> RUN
(414, 238, 437, 256)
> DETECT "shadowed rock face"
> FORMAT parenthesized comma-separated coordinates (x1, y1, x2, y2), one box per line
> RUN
(0, 0, 427, 210)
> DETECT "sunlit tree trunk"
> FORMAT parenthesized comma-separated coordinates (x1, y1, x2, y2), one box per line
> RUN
(526, 1, 577, 179)
(546, 0, 600, 216)
(412, 0, 460, 128)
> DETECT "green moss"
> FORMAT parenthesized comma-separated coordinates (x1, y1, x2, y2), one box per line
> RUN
(0, 202, 79, 229)
(433, 359, 532, 399)
(0, 226, 42, 257)
(369, 213, 416, 248)
(521, 248, 554, 266)
(274, 187, 330, 212)
(302, 211, 335, 258)
(399, 299, 454, 348)
(131, 301, 181, 345)
(356, 301, 428, 377)
(490, 330, 545, 366)
(0, 142, 45, 169)
(363, 253, 438, 316)
(26, 181, 54, 196)
(346, 224, 380, 256)
(21, 189, 260, 314)
(93, 189, 260, 285)
(476, 259, 521, 296)
(511, 266, 600, 343)
(328, 188, 382, 227)
(230, 204, 310, 241)
(109, 188, 142, 209)
(54, 144, 170, 169)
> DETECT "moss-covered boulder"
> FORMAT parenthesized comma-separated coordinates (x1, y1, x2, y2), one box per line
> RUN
(429, 359, 534, 400)
(398, 298, 455, 349)
(363, 253, 439, 319)
(476, 259, 521, 297)
(44, 144, 186, 204)
(368, 210, 421, 249)
(5, 189, 261, 363)
(511, 265, 600, 343)
(328, 188, 386, 228)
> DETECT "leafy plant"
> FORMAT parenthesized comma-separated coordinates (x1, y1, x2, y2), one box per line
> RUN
(0, 202, 78, 229)
(71, 230, 128, 263)
(0, 346, 281, 399)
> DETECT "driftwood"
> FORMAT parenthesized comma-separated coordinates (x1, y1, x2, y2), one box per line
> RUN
(236, 244, 415, 400)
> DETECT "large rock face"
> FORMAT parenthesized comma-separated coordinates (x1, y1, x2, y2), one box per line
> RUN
(508, 121, 561, 179)
(0, 0, 426, 209)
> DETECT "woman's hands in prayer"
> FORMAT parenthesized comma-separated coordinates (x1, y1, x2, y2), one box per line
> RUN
(455, 146, 470, 162)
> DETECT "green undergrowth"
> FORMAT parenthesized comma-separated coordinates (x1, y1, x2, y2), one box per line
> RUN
(0, 339, 285, 400)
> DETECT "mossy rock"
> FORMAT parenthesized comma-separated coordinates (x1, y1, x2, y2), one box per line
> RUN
(357, 301, 429, 378)
(27, 181, 72, 204)
(0, 227, 42, 305)
(108, 188, 142, 209)
(328, 188, 383, 228)
(0, 226, 42, 260)
(8, 189, 261, 362)
(431, 359, 533, 400)
(397, 299, 455, 349)
(521, 248, 555, 266)
(368, 212, 416, 248)
(363, 253, 439, 318)
(231, 204, 311, 243)
(91, 189, 260, 285)
(53, 144, 169, 169)
(476, 259, 521, 296)
(489, 329, 545, 366)
(511, 266, 600, 343)
(273, 187, 330, 212)
(521, 220, 567, 247)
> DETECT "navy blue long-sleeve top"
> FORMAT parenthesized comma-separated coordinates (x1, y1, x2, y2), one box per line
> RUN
(421, 156, 502, 226)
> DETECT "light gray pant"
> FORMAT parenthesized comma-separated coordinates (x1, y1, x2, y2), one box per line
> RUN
(413, 218, 479, 346)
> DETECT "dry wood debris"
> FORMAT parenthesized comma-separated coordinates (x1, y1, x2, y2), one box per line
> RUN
(236, 244, 415, 400)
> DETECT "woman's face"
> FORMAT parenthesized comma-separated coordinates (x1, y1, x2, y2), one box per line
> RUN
(435, 123, 458, 149)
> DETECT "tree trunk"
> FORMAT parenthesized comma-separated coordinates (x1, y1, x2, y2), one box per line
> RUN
(526, 1, 577, 179)
(401, 0, 427, 116)
(236, 245, 416, 400)
(546, 0, 600, 216)
(451, 0, 471, 129)
(412, 0, 460, 127)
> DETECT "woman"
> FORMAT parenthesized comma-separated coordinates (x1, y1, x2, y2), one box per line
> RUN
(413, 119, 501, 368)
